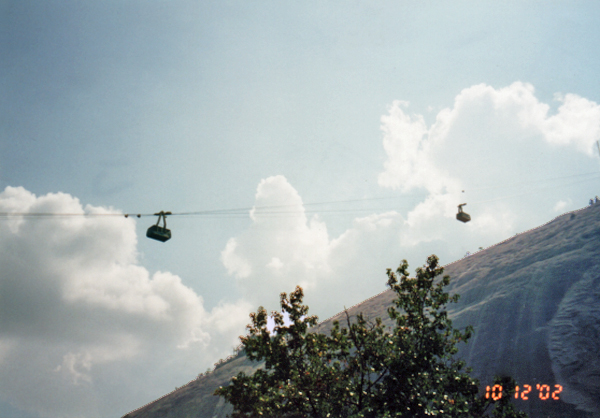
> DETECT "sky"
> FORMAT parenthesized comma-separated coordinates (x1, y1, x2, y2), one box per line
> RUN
(1, 1, 600, 417)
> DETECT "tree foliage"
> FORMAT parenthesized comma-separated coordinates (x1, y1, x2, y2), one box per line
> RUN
(215, 255, 526, 418)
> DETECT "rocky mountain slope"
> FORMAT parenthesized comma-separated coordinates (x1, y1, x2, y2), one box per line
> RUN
(122, 204, 600, 418)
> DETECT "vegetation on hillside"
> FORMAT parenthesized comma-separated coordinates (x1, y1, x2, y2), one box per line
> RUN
(216, 255, 527, 418)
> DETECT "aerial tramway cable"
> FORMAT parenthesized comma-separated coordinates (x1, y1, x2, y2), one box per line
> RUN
(0, 170, 599, 238)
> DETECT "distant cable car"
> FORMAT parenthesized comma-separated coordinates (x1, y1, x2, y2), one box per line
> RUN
(456, 203, 471, 223)
(147, 211, 172, 242)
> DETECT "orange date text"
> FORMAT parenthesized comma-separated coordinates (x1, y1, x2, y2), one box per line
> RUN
(484, 384, 563, 401)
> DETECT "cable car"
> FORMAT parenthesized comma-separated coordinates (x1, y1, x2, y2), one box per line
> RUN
(456, 203, 471, 223)
(147, 211, 172, 242)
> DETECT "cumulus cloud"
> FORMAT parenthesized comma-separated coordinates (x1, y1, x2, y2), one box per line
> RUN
(222, 83, 600, 322)
(378, 82, 600, 244)
(221, 175, 409, 317)
(221, 176, 332, 306)
(541, 93, 600, 154)
(0, 186, 250, 418)
(380, 82, 600, 192)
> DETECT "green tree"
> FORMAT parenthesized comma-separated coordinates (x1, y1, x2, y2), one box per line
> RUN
(215, 255, 526, 418)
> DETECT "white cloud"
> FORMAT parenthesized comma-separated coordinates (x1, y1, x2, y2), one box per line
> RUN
(222, 175, 410, 316)
(380, 82, 600, 195)
(378, 100, 458, 194)
(541, 93, 600, 155)
(221, 176, 332, 308)
(0, 186, 250, 418)
(221, 238, 252, 279)
(55, 352, 94, 385)
(378, 81, 600, 245)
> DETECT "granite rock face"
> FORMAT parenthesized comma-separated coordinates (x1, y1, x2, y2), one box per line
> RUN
(548, 265, 600, 417)
(123, 205, 600, 418)
(440, 207, 600, 418)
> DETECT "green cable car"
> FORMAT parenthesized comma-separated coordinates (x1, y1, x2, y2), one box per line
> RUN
(456, 203, 471, 223)
(147, 211, 172, 242)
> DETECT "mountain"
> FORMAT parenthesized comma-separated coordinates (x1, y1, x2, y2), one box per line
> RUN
(122, 204, 600, 418)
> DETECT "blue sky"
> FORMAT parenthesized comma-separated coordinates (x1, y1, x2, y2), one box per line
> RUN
(2, 1, 600, 417)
